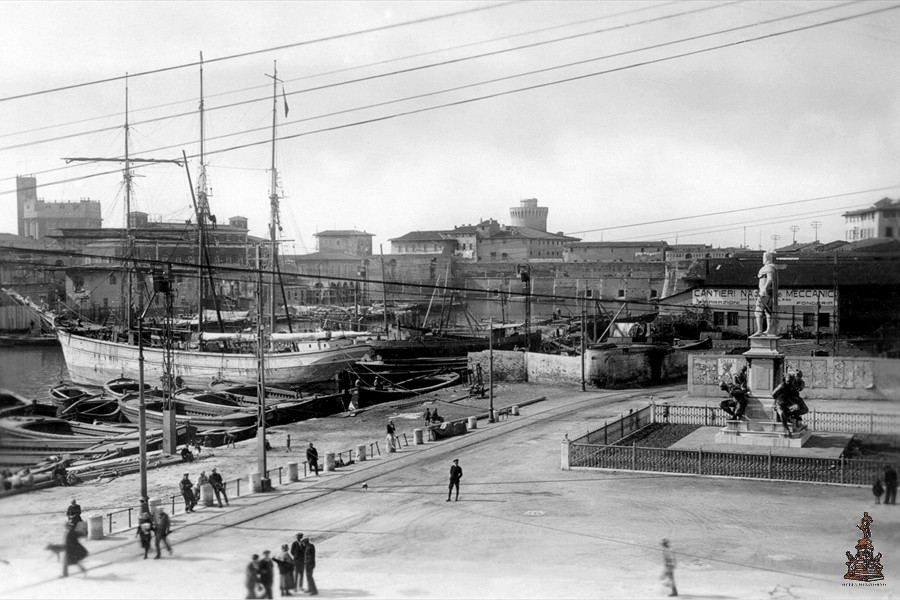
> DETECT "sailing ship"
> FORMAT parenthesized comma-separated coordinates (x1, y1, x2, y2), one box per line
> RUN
(56, 62, 371, 387)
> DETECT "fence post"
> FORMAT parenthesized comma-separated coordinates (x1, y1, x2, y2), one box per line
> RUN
(171, 496, 175, 514)
(698, 447, 703, 475)
(840, 456, 845, 484)
(236, 478, 241, 497)
(278, 467, 283, 485)
(705, 404, 709, 426)
(650, 398, 655, 424)
(620, 415, 624, 440)
(128, 508, 133, 528)
(870, 410, 874, 434)
(561, 436, 571, 470)
(767, 450, 772, 479)
(108, 513, 112, 533)
(632, 442, 636, 471)
(403, 432, 409, 447)
(604, 422, 608, 445)
(375, 441, 381, 455)
(811, 409, 816, 431)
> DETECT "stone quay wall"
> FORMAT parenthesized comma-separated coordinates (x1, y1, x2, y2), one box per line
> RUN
(688, 354, 900, 400)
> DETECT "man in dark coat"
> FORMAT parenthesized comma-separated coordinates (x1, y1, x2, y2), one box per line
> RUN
(179, 473, 196, 513)
(136, 511, 154, 559)
(447, 459, 462, 502)
(290, 533, 305, 592)
(258, 550, 275, 599)
(208, 467, 229, 507)
(245, 554, 260, 599)
(66, 499, 82, 525)
(154, 509, 172, 558)
(885, 465, 898, 505)
(304, 537, 318, 596)
(307, 443, 319, 476)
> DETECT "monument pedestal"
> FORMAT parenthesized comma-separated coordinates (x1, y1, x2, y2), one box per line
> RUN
(713, 334, 809, 448)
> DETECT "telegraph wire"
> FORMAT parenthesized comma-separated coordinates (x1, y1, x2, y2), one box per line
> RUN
(0, 1, 738, 153)
(0, 2, 522, 104)
(0, 1, 881, 190)
(0, 1, 682, 141)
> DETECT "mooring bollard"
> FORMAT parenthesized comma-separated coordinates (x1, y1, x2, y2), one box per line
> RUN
(88, 514, 104, 540)
(324, 452, 336, 472)
(414, 428, 424, 445)
(287, 462, 299, 482)
(356, 444, 367, 462)
(200, 483, 215, 507)
(467, 416, 477, 429)
(148, 497, 161, 516)
(512, 405, 520, 416)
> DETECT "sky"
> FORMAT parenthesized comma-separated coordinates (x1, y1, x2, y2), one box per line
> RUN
(2, 0, 899, 254)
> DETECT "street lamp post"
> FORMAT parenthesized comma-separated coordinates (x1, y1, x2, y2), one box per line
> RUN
(488, 316, 494, 423)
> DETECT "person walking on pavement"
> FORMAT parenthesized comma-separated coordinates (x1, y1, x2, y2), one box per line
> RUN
(873, 478, 884, 504)
(286, 434, 292, 452)
(884, 465, 898, 504)
(153, 509, 172, 558)
(209, 467, 229, 507)
(136, 511, 154, 559)
(62, 520, 88, 578)
(66, 498, 82, 525)
(307, 443, 319, 476)
(387, 419, 397, 450)
(245, 554, 260, 599)
(303, 537, 318, 596)
(179, 473, 196, 512)
(273, 543, 295, 596)
(447, 459, 462, 502)
(258, 550, 275, 599)
(291, 533, 305, 593)
(661, 538, 678, 596)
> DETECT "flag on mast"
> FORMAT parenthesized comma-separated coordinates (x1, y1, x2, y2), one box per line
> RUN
(282, 86, 289, 117)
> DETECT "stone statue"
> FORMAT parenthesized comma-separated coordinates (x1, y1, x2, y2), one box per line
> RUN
(751, 251, 778, 337)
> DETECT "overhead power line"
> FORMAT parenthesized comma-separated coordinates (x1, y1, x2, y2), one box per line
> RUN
(0, 2, 521, 104)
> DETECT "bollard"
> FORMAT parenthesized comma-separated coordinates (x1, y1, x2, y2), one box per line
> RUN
(386, 434, 396, 453)
(88, 514, 104, 540)
(512, 405, 520, 416)
(324, 452, 336, 472)
(467, 416, 477, 430)
(148, 498, 161, 516)
(491, 410, 498, 422)
(287, 462, 299, 482)
(249, 472, 262, 493)
(200, 483, 215, 507)
(414, 429, 424, 445)
(356, 444, 367, 462)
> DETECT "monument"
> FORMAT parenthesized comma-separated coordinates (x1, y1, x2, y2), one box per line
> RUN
(844, 512, 884, 582)
(715, 251, 812, 447)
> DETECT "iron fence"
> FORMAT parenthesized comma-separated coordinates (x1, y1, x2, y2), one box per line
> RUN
(571, 406, 653, 445)
(569, 443, 885, 486)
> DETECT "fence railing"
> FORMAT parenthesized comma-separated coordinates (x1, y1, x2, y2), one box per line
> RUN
(569, 443, 885, 485)
(571, 406, 653, 445)
(652, 402, 900, 434)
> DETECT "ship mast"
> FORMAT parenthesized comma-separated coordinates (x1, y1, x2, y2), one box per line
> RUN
(197, 53, 207, 333)
(265, 61, 282, 344)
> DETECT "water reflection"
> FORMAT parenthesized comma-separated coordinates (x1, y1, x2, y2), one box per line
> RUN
(0, 346, 69, 398)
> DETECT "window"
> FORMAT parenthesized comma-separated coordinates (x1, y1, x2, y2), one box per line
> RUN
(585, 289, 593, 298)
(490, 252, 497, 259)
(887, 227, 894, 237)
(109, 273, 117, 284)
(501, 252, 509, 260)
(649, 290, 658, 299)
(713, 311, 725, 326)
(727, 312, 739, 326)
(617, 289, 625, 298)
(818, 313, 831, 327)
(803, 313, 816, 327)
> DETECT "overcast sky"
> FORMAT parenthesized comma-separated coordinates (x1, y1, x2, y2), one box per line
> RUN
(2, 1, 899, 253)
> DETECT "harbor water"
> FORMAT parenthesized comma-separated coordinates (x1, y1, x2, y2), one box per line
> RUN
(0, 345, 69, 398)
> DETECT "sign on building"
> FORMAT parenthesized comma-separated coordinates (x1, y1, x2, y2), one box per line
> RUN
(691, 288, 835, 307)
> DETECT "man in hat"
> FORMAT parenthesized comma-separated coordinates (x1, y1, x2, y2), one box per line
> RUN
(447, 459, 462, 502)
(290, 533, 305, 593)
(179, 473, 196, 513)
(307, 443, 319, 476)
(208, 467, 228, 507)
(258, 550, 275, 599)
(245, 554, 260, 599)
(303, 537, 318, 596)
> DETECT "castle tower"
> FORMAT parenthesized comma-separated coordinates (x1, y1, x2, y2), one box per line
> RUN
(510, 198, 548, 232)
(16, 176, 37, 236)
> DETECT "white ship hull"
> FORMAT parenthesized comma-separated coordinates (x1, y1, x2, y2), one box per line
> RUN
(57, 330, 371, 387)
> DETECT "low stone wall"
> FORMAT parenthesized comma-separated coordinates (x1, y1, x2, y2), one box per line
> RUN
(688, 354, 900, 400)
(469, 346, 690, 387)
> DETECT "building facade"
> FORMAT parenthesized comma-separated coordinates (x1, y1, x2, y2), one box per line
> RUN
(844, 197, 900, 241)
(16, 176, 102, 240)
(314, 230, 374, 257)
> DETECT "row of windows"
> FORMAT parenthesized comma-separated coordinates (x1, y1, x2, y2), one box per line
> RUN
(711, 311, 830, 327)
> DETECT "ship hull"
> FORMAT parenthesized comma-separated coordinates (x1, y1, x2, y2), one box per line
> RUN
(58, 330, 371, 387)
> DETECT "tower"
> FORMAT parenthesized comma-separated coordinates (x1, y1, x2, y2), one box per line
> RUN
(509, 198, 548, 232)
(16, 176, 37, 236)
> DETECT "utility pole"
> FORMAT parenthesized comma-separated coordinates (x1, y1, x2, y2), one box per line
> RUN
(380, 245, 389, 337)
(811, 220, 822, 242)
(771, 234, 781, 250)
(789, 225, 799, 244)
(488, 316, 494, 423)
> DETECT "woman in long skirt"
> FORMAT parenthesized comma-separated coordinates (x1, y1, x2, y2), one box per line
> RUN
(274, 544, 295, 596)
(62, 521, 88, 577)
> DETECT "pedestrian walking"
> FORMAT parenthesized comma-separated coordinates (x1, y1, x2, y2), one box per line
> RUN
(209, 467, 229, 507)
(447, 459, 462, 502)
(873, 478, 884, 504)
(136, 511, 154, 559)
(225, 431, 236, 449)
(303, 537, 318, 596)
(179, 473, 196, 513)
(884, 465, 898, 504)
(661, 538, 678, 597)
(258, 550, 275, 599)
(245, 554, 260, 599)
(387, 420, 397, 450)
(66, 498, 82, 525)
(290, 533, 305, 593)
(273, 543, 295, 596)
(286, 434, 292, 452)
(153, 509, 172, 558)
(62, 520, 88, 578)
(307, 443, 319, 476)
(424, 408, 432, 426)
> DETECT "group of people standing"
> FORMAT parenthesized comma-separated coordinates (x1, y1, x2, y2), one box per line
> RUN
(179, 467, 229, 512)
(246, 533, 317, 598)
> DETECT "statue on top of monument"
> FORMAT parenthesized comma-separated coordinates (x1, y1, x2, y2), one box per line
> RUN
(751, 251, 778, 337)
